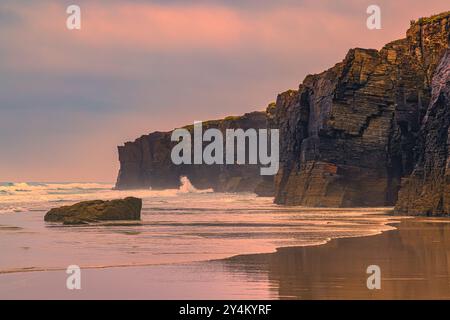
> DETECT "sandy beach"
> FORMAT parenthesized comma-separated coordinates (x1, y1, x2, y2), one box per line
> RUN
(225, 218, 450, 299)
(1, 218, 449, 299)
(1, 1, 450, 304)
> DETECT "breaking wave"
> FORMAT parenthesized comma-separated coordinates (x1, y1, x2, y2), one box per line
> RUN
(0, 206, 26, 214)
(0, 180, 212, 213)
(178, 176, 213, 194)
(0, 182, 112, 195)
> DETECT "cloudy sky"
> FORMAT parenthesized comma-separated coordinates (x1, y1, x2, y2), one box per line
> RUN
(1, 0, 448, 182)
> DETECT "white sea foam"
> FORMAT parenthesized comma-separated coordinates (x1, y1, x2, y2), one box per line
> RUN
(0, 178, 211, 213)
(178, 176, 213, 194)
(0, 206, 26, 214)
(0, 182, 165, 204)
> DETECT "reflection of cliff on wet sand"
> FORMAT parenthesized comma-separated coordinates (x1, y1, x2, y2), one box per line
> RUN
(223, 219, 450, 299)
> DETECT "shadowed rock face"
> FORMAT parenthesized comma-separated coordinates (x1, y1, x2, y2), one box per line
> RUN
(115, 112, 274, 193)
(395, 49, 450, 216)
(44, 197, 142, 225)
(274, 12, 450, 207)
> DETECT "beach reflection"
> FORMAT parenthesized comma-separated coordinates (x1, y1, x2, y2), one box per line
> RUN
(223, 219, 450, 299)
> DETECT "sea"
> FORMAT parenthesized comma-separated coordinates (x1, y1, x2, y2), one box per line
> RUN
(0, 179, 401, 298)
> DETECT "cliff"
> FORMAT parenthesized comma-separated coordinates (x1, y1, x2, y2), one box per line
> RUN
(274, 12, 450, 207)
(116, 11, 450, 214)
(395, 49, 450, 215)
(116, 111, 274, 194)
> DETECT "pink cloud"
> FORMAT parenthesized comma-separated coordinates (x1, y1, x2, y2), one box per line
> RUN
(0, 2, 395, 72)
(3, 0, 450, 73)
(2, 0, 450, 182)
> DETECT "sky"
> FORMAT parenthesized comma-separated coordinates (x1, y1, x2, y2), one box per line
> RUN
(1, 0, 449, 182)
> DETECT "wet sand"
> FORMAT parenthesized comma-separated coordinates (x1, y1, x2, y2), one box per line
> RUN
(224, 218, 450, 299)
(1, 218, 449, 299)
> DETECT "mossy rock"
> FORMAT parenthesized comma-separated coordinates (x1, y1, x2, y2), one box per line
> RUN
(44, 197, 142, 224)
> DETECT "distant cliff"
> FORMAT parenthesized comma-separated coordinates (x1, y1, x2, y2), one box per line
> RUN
(116, 111, 274, 194)
(116, 11, 450, 215)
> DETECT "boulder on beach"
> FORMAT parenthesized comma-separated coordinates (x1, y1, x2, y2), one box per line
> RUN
(44, 197, 142, 225)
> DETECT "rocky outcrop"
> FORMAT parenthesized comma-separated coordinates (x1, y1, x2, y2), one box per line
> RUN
(395, 49, 450, 216)
(44, 197, 142, 225)
(274, 12, 450, 207)
(116, 112, 273, 193)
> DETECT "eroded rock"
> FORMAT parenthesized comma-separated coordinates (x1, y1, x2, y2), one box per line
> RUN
(44, 197, 142, 225)
(113, 12, 450, 212)
(395, 49, 450, 216)
(274, 12, 450, 207)
(115, 112, 274, 194)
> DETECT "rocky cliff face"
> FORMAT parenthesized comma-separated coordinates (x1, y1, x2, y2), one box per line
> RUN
(274, 12, 450, 207)
(116, 12, 450, 214)
(395, 49, 450, 215)
(116, 111, 274, 193)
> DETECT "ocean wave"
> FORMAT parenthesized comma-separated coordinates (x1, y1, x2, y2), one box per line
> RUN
(0, 180, 216, 207)
(0, 179, 213, 198)
(178, 176, 213, 194)
(0, 182, 117, 207)
(0, 182, 113, 194)
(0, 206, 26, 214)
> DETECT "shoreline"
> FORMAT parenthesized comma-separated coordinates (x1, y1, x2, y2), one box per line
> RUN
(220, 218, 450, 299)
(221, 220, 403, 264)
(0, 210, 400, 276)
(2, 217, 449, 299)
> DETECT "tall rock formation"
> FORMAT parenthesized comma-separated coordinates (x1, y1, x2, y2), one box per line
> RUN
(116, 111, 274, 193)
(116, 11, 450, 214)
(274, 12, 450, 207)
(395, 49, 450, 215)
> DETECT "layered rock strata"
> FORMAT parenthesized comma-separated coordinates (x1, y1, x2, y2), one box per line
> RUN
(274, 12, 449, 207)
(116, 112, 274, 193)
(116, 12, 450, 213)
(395, 49, 450, 215)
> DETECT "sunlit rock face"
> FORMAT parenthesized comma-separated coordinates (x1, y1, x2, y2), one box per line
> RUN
(395, 49, 450, 216)
(274, 12, 450, 207)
